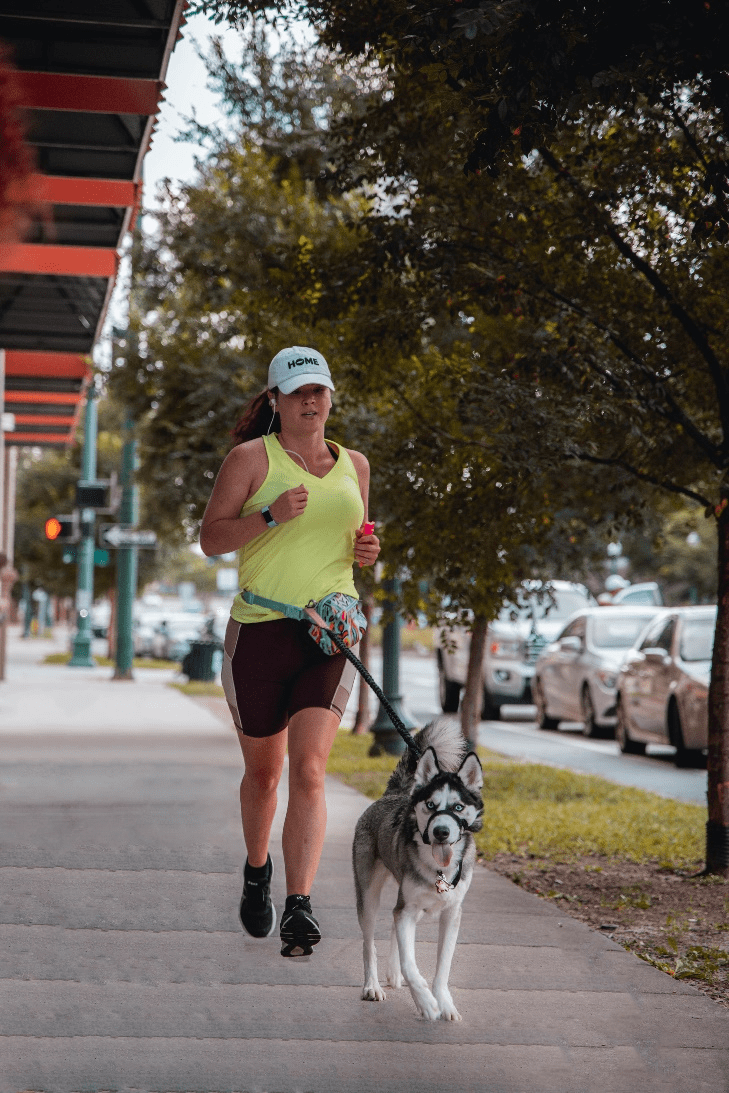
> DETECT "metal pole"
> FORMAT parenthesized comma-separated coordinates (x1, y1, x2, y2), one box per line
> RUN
(114, 419, 138, 680)
(369, 577, 418, 755)
(69, 387, 97, 667)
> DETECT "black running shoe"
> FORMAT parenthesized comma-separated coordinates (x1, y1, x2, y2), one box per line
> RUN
(280, 894, 321, 957)
(239, 855, 276, 938)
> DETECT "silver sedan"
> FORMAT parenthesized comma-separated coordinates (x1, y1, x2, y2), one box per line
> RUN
(615, 605, 715, 767)
(533, 606, 663, 737)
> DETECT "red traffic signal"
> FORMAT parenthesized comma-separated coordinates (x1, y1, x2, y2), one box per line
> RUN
(45, 514, 79, 543)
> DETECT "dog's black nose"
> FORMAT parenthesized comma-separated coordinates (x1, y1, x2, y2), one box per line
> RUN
(432, 824, 450, 843)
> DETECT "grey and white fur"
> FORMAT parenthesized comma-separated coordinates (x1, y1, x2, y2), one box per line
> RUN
(352, 717, 484, 1021)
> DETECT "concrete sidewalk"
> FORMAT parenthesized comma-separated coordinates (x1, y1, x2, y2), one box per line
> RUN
(1, 627, 728, 1093)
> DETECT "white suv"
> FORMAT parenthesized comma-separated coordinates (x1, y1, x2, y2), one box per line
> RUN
(436, 581, 596, 719)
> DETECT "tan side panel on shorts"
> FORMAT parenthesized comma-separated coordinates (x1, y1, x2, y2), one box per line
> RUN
(331, 643, 359, 718)
(221, 617, 243, 731)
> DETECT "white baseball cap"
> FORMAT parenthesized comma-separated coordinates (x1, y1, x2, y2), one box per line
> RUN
(267, 346, 335, 395)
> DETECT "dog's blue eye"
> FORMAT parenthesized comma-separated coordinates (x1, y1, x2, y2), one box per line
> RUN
(426, 801, 436, 810)
(453, 804, 464, 812)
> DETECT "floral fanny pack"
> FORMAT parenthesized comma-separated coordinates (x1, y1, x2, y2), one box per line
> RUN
(240, 589, 367, 656)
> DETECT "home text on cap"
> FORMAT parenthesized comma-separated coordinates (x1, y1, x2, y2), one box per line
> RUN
(288, 356, 321, 369)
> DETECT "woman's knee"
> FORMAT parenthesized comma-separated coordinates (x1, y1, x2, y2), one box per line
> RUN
(242, 765, 280, 798)
(289, 756, 327, 798)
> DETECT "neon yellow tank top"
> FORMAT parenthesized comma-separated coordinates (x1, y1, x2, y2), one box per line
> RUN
(230, 433, 365, 624)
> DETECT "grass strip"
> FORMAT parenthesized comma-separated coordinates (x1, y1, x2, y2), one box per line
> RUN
(169, 680, 225, 697)
(326, 730, 704, 869)
(44, 652, 179, 670)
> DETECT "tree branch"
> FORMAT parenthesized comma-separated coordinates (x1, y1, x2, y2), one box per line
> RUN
(566, 448, 712, 508)
(530, 279, 723, 467)
(538, 145, 729, 453)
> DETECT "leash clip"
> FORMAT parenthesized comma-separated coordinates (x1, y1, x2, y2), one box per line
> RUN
(435, 870, 455, 894)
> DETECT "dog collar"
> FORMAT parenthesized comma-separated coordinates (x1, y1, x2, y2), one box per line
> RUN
(435, 860, 463, 893)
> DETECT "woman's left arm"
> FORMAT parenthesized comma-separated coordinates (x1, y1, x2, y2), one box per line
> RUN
(349, 450, 381, 568)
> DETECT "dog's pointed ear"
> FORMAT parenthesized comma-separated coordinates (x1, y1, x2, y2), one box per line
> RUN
(458, 751, 483, 792)
(413, 746, 439, 789)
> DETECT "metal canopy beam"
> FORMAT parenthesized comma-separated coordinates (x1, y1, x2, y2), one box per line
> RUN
(5, 350, 91, 378)
(0, 0, 187, 447)
(0, 244, 118, 278)
(36, 175, 139, 207)
(18, 71, 164, 115)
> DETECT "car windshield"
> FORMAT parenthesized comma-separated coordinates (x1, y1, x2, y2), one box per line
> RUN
(680, 618, 715, 663)
(498, 588, 588, 624)
(592, 614, 655, 649)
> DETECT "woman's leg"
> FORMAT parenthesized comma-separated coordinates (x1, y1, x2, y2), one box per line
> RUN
(237, 728, 288, 867)
(283, 707, 340, 894)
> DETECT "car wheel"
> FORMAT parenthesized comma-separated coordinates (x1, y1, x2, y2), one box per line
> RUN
(616, 694, 646, 755)
(534, 679, 559, 731)
(437, 655, 461, 713)
(481, 690, 501, 721)
(581, 685, 604, 738)
(668, 701, 705, 769)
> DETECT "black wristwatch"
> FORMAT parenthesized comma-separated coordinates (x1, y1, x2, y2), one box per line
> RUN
(261, 505, 278, 528)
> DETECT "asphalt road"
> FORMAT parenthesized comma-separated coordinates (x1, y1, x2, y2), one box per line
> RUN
(356, 650, 708, 806)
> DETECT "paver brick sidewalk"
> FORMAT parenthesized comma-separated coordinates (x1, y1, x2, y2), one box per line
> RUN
(1, 628, 728, 1093)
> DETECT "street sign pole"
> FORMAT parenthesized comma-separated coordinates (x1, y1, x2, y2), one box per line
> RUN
(113, 420, 139, 680)
(69, 386, 97, 667)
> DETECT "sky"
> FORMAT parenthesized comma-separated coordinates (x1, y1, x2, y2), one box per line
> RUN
(101, 12, 239, 343)
(143, 10, 240, 203)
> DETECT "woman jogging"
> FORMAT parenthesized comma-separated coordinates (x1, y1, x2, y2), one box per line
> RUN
(200, 346, 380, 957)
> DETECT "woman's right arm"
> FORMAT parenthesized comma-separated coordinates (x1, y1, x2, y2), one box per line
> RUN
(199, 442, 308, 556)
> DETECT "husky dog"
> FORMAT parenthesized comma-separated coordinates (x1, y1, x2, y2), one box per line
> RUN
(352, 718, 483, 1021)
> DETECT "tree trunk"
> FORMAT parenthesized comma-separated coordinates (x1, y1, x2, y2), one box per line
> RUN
(706, 502, 729, 875)
(460, 614, 489, 751)
(352, 596, 372, 734)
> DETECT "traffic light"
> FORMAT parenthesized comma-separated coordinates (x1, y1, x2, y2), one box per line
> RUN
(45, 513, 79, 543)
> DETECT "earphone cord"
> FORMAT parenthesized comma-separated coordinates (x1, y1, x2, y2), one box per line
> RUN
(283, 449, 309, 473)
(267, 402, 310, 472)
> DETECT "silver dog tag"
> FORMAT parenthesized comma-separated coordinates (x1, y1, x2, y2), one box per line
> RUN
(435, 871, 455, 894)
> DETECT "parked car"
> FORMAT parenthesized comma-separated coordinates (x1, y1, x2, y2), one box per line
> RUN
(533, 606, 663, 737)
(132, 606, 167, 658)
(597, 581, 664, 607)
(615, 605, 716, 766)
(436, 580, 596, 719)
(150, 614, 208, 662)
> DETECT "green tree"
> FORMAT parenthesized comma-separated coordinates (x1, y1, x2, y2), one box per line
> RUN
(111, 31, 658, 746)
(201, 0, 729, 239)
(184, 6, 729, 870)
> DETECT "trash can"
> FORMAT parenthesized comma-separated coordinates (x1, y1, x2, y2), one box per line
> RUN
(182, 640, 223, 682)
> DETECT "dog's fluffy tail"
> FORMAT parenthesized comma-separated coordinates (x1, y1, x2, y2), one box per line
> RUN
(384, 716, 468, 794)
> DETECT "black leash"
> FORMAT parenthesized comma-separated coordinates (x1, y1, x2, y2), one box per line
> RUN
(325, 628, 422, 758)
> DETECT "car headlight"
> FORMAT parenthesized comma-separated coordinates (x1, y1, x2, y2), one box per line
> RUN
(596, 669, 618, 690)
(489, 639, 523, 658)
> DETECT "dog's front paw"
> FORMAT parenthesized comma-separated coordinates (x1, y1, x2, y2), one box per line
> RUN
(386, 970, 404, 989)
(435, 991, 462, 1022)
(412, 988, 441, 1021)
(362, 981, 387, 1002)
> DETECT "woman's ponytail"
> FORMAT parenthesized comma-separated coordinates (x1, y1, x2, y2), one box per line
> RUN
(231, 387, 280, 446)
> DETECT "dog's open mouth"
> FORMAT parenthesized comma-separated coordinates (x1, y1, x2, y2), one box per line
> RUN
(431, 841, 455, 868)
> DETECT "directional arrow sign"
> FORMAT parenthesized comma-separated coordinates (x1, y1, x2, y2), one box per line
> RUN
(99, 524, 157, 549)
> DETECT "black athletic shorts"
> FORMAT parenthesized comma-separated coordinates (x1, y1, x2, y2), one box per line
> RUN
(221, 616, 359, 738)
